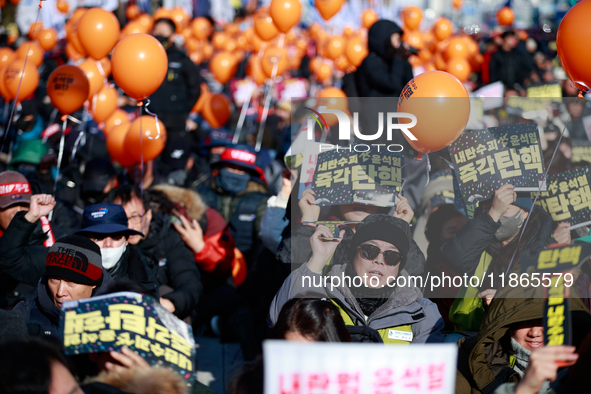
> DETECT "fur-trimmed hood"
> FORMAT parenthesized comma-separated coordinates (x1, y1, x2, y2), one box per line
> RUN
(87, 367, 188, 394)
(153, 184, 208, 221)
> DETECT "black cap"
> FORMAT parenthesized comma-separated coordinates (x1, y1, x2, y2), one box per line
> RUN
(162, 139, 190, 171)
(76, 203, 143, 237)
(351, 214, 411, 267)
(82, 158, 116, 194)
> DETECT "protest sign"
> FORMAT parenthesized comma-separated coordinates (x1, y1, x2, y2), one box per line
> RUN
(449, 123, 546, 205)
(520, 243, 591, 274)
(544, 276, 571, 349)
(229, 78, 257, 107)
(526, 83, 562, 99)
(532, 166, 591, 229)
(312, 148, 403, 207)
(301, 220, 361, 240)
(472, 82, 504, 111)
(276, 78, 308, 104)
(571, 140, 591, 163)
(264, 341, 457, 394)
(61, 292, 197, 389)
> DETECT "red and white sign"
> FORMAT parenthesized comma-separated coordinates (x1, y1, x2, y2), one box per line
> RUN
(0, 182, 31, 196)
(264, 341, 457, 394)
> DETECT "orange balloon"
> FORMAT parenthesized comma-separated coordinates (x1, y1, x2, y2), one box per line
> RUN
(170, 8, 189, 33)
(345, 37, 368, 67)
(124, 116, 167, 163)
(191, 17, 212, 40)
(47, 65, 89, 114)
(202, 43, 214, 59)
(202, 94, 231, 128)
(136, 14, 154, 32)
(104, 108, 130, 135)
(309, 57, 321, 73)
(469, 53, 483, 73)
(0, 67, 12, 101)
(452, 0, 462, 9)
(362, 9, 379, 29)
(334, 55, 351, 72)
(408, 55, 421, 68)
(444, 36, 468, 60)
(261, 45, 288, 79)
(397, 71, 470, 154)
(191, 83, 210, 113)
(91, 85, 118, 122)
(422, 30, 435, 48)
(317, 87, 347, 127)
(343, 26, 353, 37)
(424, 62, 437, 71)
(402, 6, 422, 31)
(126, 4, 141, 20)
(16, 41, 44, 68)
(247, 56, 266, 85)
(254, 7, 279, 41)
(37, 28, 58, 51)
(71, 8, 87, 23)
(0, 48, 16, 69)
(314, 62, 333, 84)
(78, 8, 120, 60)
(28, 22, 43, 39)
(185, 37, 201, 53)
(324, 36, 346, 60)
(463, 36, 479, 57)
(224, 39, 237, 52)
(56, 0, 69, 13)
(557, 0, 591, 91)
(68, 20, 87, 56)
(446, 57, 471, 81)
(209, 52, 238, 84)
(496, 6, 514, 26)
(111, 34, 168, 101)
(98, 57, 111, 77)
(106, 122, 135, 166)
(316, 0, 344, 21)
(153, 7, 171, 20)
(212, 32, 228, 50)
(433, 51, 447, 70)
(78, 59, 104, 100)
(236, 35, 248, 50)
(403, 30, 424, 50)
(120, 21, 144, 38)
(270, 0, 301, 33)
(65, 42, 84, 61)
(4, 59, 39, 102)
(433, 18, 453, 41)
(189, 51, 204, 65)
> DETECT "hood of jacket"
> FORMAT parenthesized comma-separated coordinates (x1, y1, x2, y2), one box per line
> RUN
(367, 20, 403, 58)
(459, 285, 591, 392)
(88, 366, 187, 394)
(152, 184, 208, 221)
(325, 263, 424, 329)
(138, 212, 169, 251)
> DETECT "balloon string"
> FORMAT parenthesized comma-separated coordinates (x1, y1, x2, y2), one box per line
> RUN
(139, 104, 144, 204)
(142, 99, 160, 140)
(255, 34, 285, 152)
(504, 96, 580, 276)
(424, 153, 431, 187)
(0, 3, 43, 155)
(53, 117, 67, 194)
(96, 60, 107, 80)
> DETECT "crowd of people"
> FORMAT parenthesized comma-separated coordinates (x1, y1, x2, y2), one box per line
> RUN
(1, 1, 591, 393)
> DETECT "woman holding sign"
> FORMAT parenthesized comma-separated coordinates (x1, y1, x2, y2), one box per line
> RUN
(269, 214, 444, 344)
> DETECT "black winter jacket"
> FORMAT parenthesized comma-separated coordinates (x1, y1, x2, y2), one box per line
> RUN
(13, 272, 114, 337)
(489, 48, 534, 89)
(148, 46, 203, 132)
(356, 20, 414, 98)
(441, 206, 553, 276)
(0, 212, 50, 308)
(137, 213, 203, 319)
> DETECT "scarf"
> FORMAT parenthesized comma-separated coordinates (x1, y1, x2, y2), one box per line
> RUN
(344, 263, 395, 317)
(510, 337, 550, 394)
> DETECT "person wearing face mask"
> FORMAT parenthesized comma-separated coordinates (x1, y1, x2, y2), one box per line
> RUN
(75, 203, 160, 297)
(441, 184, 556, 335)
(11, 100, 44, 152)
(147, 18, 204, 145)
(198, 144, 269, 265)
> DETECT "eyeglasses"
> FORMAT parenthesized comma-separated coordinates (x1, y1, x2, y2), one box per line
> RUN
(128, 212, 146, 225)
(358, 244, 403, 266)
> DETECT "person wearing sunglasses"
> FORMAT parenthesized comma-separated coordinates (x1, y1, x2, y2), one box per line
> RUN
(269, 214, 444, 344)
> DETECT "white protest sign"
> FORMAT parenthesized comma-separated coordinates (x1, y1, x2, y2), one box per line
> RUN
(473, 82, 504, 111)
(264, 341, 457, 394)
